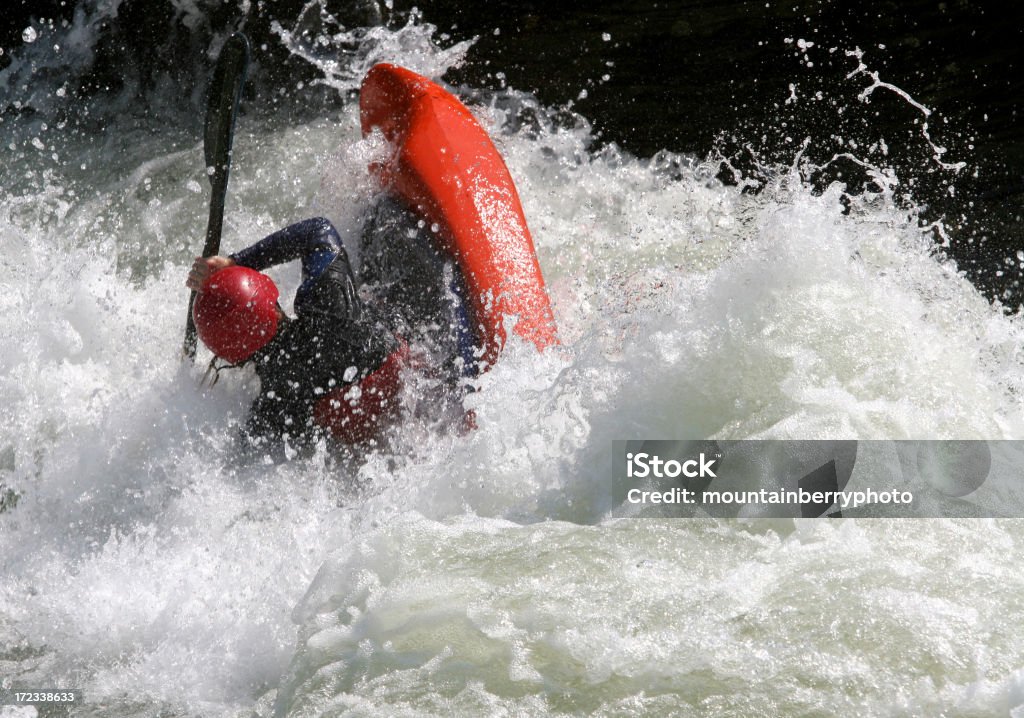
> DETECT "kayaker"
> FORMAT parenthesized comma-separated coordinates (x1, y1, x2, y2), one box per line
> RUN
(186, 215, 409, 454)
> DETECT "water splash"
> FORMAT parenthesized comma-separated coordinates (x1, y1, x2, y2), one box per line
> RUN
(272, 2, 475, 93)
(845, 47, 968, 173)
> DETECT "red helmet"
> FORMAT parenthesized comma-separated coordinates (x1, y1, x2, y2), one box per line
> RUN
(193, 266, 280, 363)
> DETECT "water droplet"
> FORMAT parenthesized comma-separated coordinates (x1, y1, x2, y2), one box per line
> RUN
(22, 26, 38, 43)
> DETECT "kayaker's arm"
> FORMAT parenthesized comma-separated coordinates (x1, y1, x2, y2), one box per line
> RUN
(186, 216, 366, 322)
(186, 217, 344, 295)
(229, 217, 342, 295)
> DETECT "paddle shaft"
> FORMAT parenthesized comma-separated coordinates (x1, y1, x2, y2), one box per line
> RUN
(183, 33, 250, 360)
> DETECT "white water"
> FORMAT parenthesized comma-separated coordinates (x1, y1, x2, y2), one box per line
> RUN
(3, 7, 1024, 718)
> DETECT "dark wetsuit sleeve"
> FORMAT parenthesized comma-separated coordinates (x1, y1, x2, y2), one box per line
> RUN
(229, 217, 342, 305)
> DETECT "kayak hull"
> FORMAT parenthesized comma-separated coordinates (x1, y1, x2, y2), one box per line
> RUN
(359, 63, 557, 368)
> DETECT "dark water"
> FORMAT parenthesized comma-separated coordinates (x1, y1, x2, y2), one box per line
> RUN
(426, 0, 1024, 305)
(4, 0, 1023, 302)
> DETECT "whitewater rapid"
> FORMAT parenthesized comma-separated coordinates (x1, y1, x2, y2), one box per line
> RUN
(3, 6, 1024, 718)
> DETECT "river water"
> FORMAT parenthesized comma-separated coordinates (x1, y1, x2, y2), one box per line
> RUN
(2, 2, 1024, 717)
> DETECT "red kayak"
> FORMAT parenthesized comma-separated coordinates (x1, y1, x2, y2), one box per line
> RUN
(359, 63, 558, 367)
(316, 65, 559, 443)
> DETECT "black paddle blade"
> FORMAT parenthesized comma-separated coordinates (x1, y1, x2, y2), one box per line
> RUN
(183, 32, 251, 360)
(204, 32, 250, 194)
